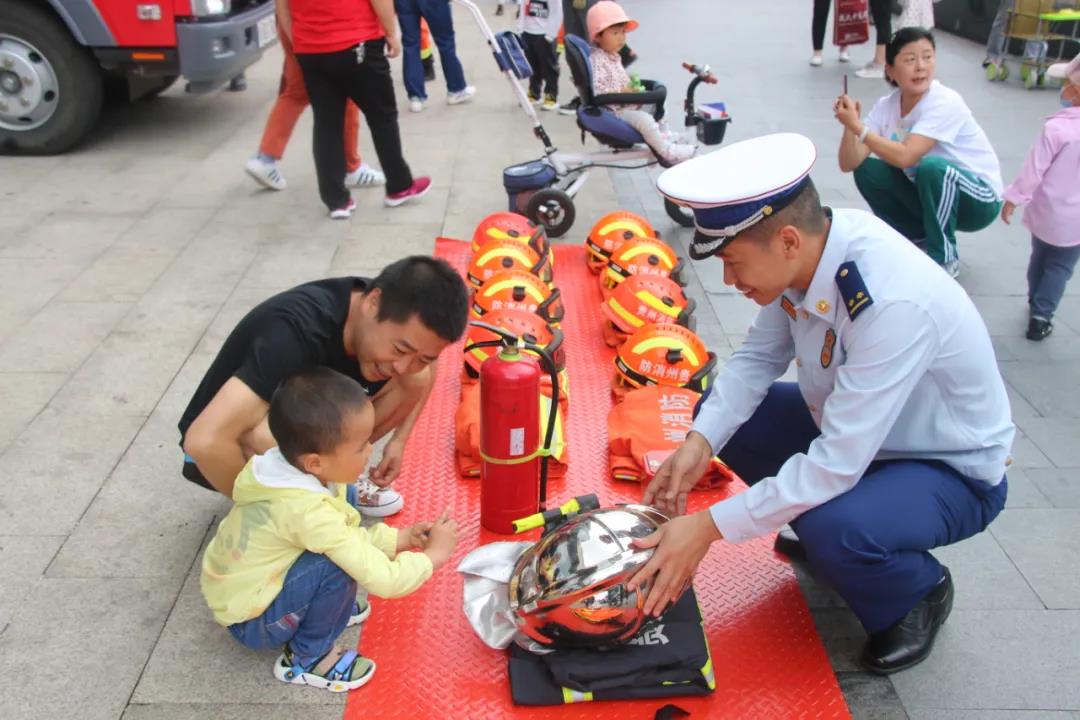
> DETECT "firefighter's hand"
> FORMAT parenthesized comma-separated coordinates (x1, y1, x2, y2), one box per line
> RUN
(385, 33, 401, 58)
(642, 431, 714, 516)
(369, 437, 404, 487)
(627, 511, 721, 616)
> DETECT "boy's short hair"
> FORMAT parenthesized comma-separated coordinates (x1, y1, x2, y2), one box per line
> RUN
(268, 367, 370, 468)
(368, 256, 469, 342)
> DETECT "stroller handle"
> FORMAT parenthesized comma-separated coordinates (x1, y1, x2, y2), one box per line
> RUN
(682, 62, 718, 84)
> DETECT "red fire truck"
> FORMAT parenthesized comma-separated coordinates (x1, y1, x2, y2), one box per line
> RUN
(0, 0, 276, 154)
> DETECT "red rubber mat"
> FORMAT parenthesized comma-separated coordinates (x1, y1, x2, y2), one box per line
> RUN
(344, 239, 849, 720)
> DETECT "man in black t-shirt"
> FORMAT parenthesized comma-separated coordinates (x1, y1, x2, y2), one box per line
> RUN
(178, 256, 469, 513)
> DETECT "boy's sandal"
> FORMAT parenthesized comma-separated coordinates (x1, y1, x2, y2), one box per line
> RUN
(347, 598, 371, 627)
(274, 646, 376, 693)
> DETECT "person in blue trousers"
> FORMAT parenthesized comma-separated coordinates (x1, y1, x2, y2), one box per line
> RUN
(395, 0, 477, 113)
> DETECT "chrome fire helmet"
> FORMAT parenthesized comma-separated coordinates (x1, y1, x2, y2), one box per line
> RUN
(508, 504, 686, 648)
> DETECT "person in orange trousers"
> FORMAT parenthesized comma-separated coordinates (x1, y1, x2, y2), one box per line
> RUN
(244, 8, 389, 192)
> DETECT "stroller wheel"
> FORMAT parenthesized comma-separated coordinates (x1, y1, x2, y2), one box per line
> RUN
(664, 198, 695, 228)
(526, 188, 576, 238)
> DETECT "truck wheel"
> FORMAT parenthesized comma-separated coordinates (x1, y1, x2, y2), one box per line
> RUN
(0, 0, 104, 154)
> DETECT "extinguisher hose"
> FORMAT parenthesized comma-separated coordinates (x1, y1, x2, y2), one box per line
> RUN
(463, 335, 561, 512)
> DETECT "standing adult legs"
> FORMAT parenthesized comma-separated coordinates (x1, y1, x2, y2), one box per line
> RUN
(812, 0, 831, 52)
(396, 0, 427, 100)
(296, 51, 351, 211)
(420, 0, 468, 93)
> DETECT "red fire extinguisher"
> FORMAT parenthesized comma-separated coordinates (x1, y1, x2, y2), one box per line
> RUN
(470, 323, 560, 534)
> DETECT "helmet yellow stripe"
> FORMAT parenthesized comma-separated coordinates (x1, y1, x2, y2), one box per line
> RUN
(607, 297, 646, 328)
(482, 278, 545, 302)
(599, 219, 647, 236)
(619, 245, 674, 267)
(477, 245, 532, 267)
(630, 337, 700, 366)
(635, 290, 681, 318)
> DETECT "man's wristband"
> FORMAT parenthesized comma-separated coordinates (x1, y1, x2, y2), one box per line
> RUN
(857, 125, 870, 144)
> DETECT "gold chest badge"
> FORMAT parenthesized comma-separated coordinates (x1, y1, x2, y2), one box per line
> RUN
(821, 328, 836, 368)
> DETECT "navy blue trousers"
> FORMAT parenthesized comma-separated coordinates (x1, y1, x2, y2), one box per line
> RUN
(711, 383, 1008, 632)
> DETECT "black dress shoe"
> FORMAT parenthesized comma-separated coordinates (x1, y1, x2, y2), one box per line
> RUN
(862, 566, 954, 675)
(773, 525, 806, 560)
(1027, 317, 1053, 341)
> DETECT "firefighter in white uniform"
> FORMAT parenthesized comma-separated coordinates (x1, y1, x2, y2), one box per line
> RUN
(629, 133, 1013, 674)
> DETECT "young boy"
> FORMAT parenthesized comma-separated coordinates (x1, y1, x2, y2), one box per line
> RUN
(201, 367, 458, 692)
(519, 0, 563, 110)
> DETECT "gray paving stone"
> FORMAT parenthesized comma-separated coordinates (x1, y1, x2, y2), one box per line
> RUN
(0, 300, 131, 373)
(46, 331, 195, 417)
(1002, 467, 1053, 510)
(0, 372, 66, 452)
(48, 412, 229, 580)
(133, 543, 362, 706)
(933, 531, 1044, 610)
(1001, 362, 1080, 420)
(0, 535, 63, 630)
(1010, 430, 1054, 470)
(0, 408, 145, 535)
(0, 210, 138, 263)
(891, 610, 1080, 711)
(836, 672, 906, 717)
(1015, 418, 1080, 467)
(122, 705, 345, 720)
(991, 509, 1080, 609)
(0, 256, 86, 345)
(0, 577, 179, 720)
(1025, 467, 1080, 509)
(908, 712, 1075, 720)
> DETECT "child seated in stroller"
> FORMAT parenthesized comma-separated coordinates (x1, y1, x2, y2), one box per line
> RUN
(586, 1, 696, 164)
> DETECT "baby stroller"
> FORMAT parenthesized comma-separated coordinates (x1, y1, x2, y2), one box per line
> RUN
(453, 0, 731, 237)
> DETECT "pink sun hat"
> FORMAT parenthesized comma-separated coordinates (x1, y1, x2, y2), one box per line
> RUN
(1047, 55, 1080, 85)
(586, 1, 640, 43)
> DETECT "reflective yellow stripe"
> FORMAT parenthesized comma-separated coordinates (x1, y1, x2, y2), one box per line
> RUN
(635, 290, 681, 318)
(630, 337, 700, 366)
(698, 599, 717, 690)
(599, 219, 647, 236)
(619, 245, 673, 267)
(477, 245, 533, 267)
(607, 297, 646, 329)
(539, 394, 565, 461)
(482, 278, 546, 302)
(561, 687, 593, 703)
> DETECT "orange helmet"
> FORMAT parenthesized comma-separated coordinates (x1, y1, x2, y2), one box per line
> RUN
(601, 274, 696, 346)
(601, 236, 684, 292)
(472, 212, 550, 257)
(472, 270, 565, 325)
(467, 238, 553, 289)
(585, 211, 657, 274)
(462, 309, 566, 379)
(613, 323, 715, 395)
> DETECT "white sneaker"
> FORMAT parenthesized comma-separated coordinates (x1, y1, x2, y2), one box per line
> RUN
(347, 597, 371, 627)
(447, 85, 476, 105)
(664, 142, 697, 163)
(810, 54, 823, 67)
(329, 197, 356, 220)
(408, 97, 425, 113)
(352, 477, 404, 517)
(345, 163, 386, 188)
(839, 47, 851, 63)
(855, 61, 885, 79)
(245, 156, 286, 191)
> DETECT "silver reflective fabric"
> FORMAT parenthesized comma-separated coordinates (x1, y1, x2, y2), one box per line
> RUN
(458, 541, 533, 650)
(508, 504, 676, 648)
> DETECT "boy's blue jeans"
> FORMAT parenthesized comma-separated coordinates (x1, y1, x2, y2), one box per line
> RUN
(228, 552, 357, 665)
(1028, 236, 1080, 321)
(395, 0, 467, 100)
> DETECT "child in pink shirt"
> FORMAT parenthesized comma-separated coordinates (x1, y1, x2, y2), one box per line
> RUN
(586, 1, 695, 164)
(1001, 55, 1080, 341)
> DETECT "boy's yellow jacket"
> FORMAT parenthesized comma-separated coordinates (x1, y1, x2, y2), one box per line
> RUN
(201, 449, 433, 626)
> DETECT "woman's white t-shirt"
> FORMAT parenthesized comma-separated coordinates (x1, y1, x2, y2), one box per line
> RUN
(865, 80, 1003, 197)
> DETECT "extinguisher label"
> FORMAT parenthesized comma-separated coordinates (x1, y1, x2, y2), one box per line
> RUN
(509, 427, 526, 456)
